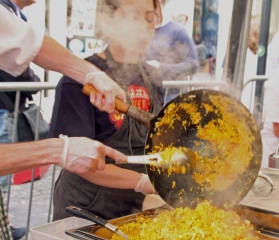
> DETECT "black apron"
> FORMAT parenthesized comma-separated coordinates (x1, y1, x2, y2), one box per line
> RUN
(53, 48, 162, 220)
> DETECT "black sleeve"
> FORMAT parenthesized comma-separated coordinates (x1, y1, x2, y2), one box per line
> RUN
(15, 67, 41, 83)
(48, 77, 96, 139)
(0, 67, 41, 97)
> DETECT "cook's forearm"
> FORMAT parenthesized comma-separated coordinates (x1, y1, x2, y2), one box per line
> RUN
(33, 35, 100, 85)
(79, 164, 142, 189)
(0, 139, 63, 176)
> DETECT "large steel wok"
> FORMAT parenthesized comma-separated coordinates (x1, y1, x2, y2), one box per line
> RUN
(83, 85, 262, 209)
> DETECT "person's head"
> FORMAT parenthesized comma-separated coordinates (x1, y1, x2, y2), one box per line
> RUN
(12, 0, 36, 10)
(248, 15, 260, 55)
(98, 0, 162, 57)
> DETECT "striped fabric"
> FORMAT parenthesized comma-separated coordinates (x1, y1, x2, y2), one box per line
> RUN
(0, 187, 12, 240)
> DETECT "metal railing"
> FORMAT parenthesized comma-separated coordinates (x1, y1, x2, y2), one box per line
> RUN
(0, 82, 57, 239)
(162, 80, 231, 104)
(241, 76, 269, 128)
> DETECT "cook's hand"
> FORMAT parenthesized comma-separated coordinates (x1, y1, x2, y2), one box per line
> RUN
(85, 71, 126, 113)
(58, 135, 127, 174)
(134, 174, 156, 195)
(146, 60, 161, 69)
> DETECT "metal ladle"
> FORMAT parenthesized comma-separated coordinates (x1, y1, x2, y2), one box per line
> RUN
(116, 147, 196, 174)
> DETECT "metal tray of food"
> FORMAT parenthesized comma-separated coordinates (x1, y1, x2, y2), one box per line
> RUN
(65, 168, 279, 240)
(65, 207, 279, 240)
(65, 208, 162, 240)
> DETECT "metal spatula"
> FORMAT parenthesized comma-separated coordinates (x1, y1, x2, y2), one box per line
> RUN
(116, 148, 197, 174)
(66, 206, 129, 240)
(87, 147, 196, 174)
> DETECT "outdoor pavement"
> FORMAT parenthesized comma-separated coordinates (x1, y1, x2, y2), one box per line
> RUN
(7, 164, 61, 239)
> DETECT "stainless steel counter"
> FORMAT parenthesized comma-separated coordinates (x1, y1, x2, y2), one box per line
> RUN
(238, 168, 279, 214)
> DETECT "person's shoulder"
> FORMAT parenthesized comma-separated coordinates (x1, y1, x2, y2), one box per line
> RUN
(0, 0, 17, 14)
(156, 21, 185, 41)
(60, 53, 102, 82)
(0, 69, 16, 82)
(164, 20, 186, 33)
(165, 21, 190, 37)
(85, 53, 105, 65)
(169, 22, 193, 45)
(56, 75, 78, 91)
(58, 53, 108, 87)
(59, 74, 75, 83)
(84, 54, 99, 63)
(84, 53, 108, 71)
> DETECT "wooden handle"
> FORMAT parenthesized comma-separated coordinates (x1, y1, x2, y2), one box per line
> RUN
(82, 83, 130, 113)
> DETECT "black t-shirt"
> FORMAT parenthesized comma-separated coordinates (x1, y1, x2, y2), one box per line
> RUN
(0, 69, 40, 110)
(48, 54, 154, 142)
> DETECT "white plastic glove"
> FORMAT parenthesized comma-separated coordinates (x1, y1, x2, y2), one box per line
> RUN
(58, 135, 127, 175)
(134, 173, 157, 195)
(146, 60, 161, 69)
(85, 71, 126, 113)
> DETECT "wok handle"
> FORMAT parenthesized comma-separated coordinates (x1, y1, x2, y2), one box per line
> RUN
(83, 83, 155, 129)
(66, 206, 117, 231)
(82, 83, 130, 113)
(116, 153, 161, 165)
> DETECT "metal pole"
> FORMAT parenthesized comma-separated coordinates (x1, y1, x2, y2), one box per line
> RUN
(25, 90, 44, 240)
(253, 0, 272, 127)
(47, 165, 57, 223)
(224, 0, 248, 84)
(232, 0, 254, 99)
(6, 91, 21, 213)
(201, 0, 206, 41)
